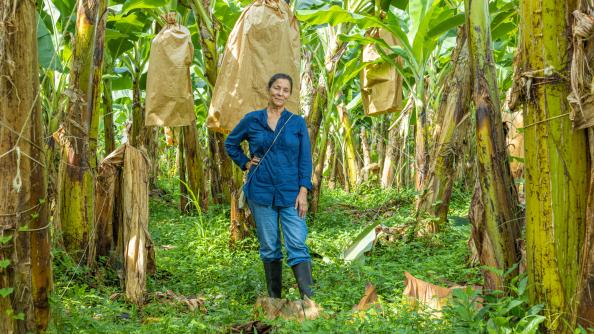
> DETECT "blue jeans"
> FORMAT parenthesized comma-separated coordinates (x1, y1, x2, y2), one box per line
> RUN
(248, 201, 311, 267)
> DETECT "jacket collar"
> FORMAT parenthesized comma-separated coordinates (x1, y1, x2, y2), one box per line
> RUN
(258, 108, 290, 130)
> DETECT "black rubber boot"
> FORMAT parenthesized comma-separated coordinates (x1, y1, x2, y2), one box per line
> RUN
(263, 260, 282, 298)
(291, 261, 313, 298)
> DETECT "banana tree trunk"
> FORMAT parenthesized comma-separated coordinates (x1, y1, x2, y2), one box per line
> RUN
(229, 163, 254, 245)
(414, 101, 429, 191)
(145, 127, 160, 189)
(518, 0, 589, 330)
(87, 5, 106, 165)
(377, 116, 388, 178)
(85, 1, 107, 267)
(45, 72, 67, 235)
(381, 117, 398, 188)
(579, 129, 594, 328)
(0, 1, 51, 331)
(182, 123, 208, 211)
(219, 136, 234, 202)
(340, 141, 350, 192)
(360, 127, 371, 182)
(131, 58, 144, 147)
(339, 104, 359, 189)
(307, 77, 327, 157)
(310, 122, 329, 217)
(416, 33, 471, 230)
(466, 0, 521, 290)
(178, 132, 189, 213)
(328, 137, 338, 190)
(191, 0, 222, 206)
(208, 131, 223, 204)
(102, 79, 115, 155)
(301, 50, 315, 118)
(57, 0, 106, 257)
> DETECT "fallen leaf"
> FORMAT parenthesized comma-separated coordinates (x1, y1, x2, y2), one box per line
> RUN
(402, 271, 462, 317)
(151, 290, 207, 313)
(343, 222, 381, 263)
(353, 283, 379, 312)
(230, 320, 273, 334)
(255, 296, 322, 321)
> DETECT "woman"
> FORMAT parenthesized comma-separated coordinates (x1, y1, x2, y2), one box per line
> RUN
(224, 73, 313, 299)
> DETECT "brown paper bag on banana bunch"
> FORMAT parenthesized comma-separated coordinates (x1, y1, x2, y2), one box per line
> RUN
(207, 0, 301, 133)
(361, 28, 403, 116)
(145, 13, 195, 127)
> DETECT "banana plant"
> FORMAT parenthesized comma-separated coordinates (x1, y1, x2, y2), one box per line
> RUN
(297, 0, 378, 211)
(302, 0, 520, 207)
(299, 0, 465, 193)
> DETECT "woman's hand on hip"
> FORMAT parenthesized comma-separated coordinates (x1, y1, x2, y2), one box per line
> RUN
(245, 156, 261, 170)
(295, 187, 308, 218)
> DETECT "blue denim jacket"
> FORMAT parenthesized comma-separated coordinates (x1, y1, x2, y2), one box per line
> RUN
(224, 108, 313, 207)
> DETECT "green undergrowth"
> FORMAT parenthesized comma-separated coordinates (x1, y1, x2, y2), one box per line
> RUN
(50, 183, 493, 333)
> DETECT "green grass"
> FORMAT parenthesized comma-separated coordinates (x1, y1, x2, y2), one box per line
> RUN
(50, 183, 482, 333)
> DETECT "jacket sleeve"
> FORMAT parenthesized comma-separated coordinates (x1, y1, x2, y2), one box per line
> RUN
(224, 115, 251, 171)
(298, 118, 313, 191)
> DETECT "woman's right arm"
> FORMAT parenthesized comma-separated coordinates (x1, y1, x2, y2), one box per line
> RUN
(224, 115, 251, 170)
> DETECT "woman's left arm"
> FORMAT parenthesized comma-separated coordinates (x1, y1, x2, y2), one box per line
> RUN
(295, 119, 313, 218)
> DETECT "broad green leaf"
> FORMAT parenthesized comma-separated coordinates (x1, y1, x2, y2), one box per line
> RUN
(337, 34, 414, 90)
(346, 92, 362, 110)
(527, 303, 544, 316)
(192, 66, 212, 90)
(105, 28, 130, 41)
(0, 235, 12, 244)
(332, 57, 369, 94)
(502, 299, 523, 314)
(0, 259, 9, 269)
(38, 8, 55, 34)
(297, 6, 412, 55)
(111, 74, 133, 91)
(408, 0, 434, 39)
(107, 38, 135, 59)
(297, 6, 367, 27)
(52, 0, 76, 21)
(294, 0, 331, 11)
(37, 13, 62, 70)
(491, 2, 517, 29)
(518, 276, 528, 296)
(393, 0, 409, 10)
(411, 0, 442, 63)
(122, 0, 171, 13)
(140, 72, 148, 90)
(383, 0, 408, 10)
(105, 12, 146, 58)
(520, 315, 546, 334)
(213, 0, 243, 39)
(0, 288, 14, 298)
(337, 34, 409, 59)
(427, 13, 465, 39)
(491, 22, 516, 41)
(109, 12, 148, 34)
(342, 221, 381, 263)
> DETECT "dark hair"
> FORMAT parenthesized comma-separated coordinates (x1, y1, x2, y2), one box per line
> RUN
(268, 73, 293, 93)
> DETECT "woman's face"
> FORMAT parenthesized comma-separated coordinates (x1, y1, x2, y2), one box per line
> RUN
(269, 78, 291, 108)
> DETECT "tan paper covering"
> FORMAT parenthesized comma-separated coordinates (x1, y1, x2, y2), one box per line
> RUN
(361, 29, 403, 116)
(207, 0, 301, 133)
(145, 16, 195, 127)
(92, 144, 153, 305)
